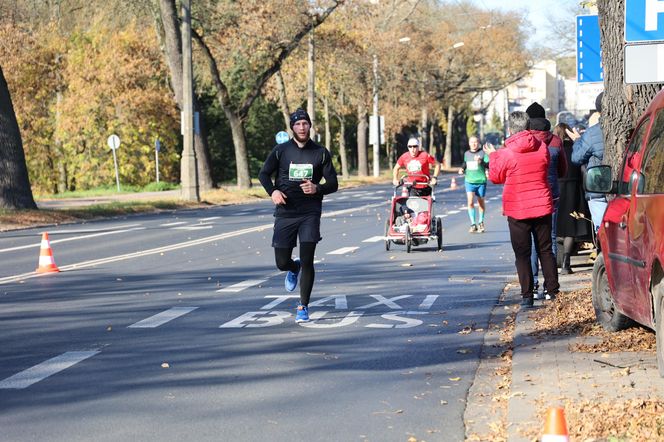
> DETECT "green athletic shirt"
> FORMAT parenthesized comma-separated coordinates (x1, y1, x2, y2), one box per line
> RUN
(461, 149, 489, 184)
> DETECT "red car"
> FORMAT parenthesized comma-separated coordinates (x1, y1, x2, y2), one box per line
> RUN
(586, 88, 664, 376)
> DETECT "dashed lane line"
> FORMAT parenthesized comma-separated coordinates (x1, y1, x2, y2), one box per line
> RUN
(0, 351, 100, 389)
(217, 279, 268, 293)
(327, 246, 360, 255)
(362, 236, 385, 243)
(160, 221, 187, 227)
(128, 307, 198, 328)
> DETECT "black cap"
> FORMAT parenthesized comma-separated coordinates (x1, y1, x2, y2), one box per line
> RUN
(595, 92, 604, 113)
(289, 108, 311, 129)
(526, 102, 546, 119)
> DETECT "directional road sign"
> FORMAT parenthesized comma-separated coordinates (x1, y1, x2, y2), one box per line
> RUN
(576, 15, 603, 83)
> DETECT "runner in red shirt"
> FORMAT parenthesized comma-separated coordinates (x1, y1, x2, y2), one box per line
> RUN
(392, 137, 440, 196)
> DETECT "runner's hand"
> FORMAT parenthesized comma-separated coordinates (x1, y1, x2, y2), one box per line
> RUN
(300, 179, 318, 195)
(430, 177, 437, 186)
(271, 190, 287, 205)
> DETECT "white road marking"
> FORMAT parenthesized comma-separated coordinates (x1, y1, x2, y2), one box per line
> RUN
(217, 279, 267, 293)
(128, 307, 198, 328)
(309, 295, 348, 310)
(261, 295, 299, 309)
(160, 221, 187, 227)
(299, 311, 363, 328)
(46, 223, 141, 234)
(447, 210, 460, 215)
(173, 225, 214, 231)
(362, 236, 384, 243)
(358, 295, 411, 309)
(327, 246, 359, 255)
(1, 201, 383, 285)
(0, 226, 145, 253)
(419, 295, 439, 310)
(0, 351, 100, 389)
(198, 216, 220, 221)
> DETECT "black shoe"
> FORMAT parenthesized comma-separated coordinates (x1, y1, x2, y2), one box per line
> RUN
(544, 291, 557, 301)
(560, 267, 574, 275)
(520, 297, 534, 307)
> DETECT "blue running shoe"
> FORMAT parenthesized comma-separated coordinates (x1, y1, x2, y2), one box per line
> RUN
(285, 258, 300, 292)
(295, 303, 310, 323)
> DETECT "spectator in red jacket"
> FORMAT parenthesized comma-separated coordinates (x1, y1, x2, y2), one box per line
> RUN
(484, 111, 560, 307)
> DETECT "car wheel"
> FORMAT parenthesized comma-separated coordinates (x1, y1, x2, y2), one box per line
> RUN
(405, 225, 412, 253)
(591, 253, 631, 332)
(384, 219, 391, 251)
(436, 218, 443, 251)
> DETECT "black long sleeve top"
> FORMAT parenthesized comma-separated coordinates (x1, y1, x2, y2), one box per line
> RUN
(258, 139, 338, 217)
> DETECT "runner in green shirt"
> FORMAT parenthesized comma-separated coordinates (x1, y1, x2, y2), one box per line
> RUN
(458, 135, 489, 233)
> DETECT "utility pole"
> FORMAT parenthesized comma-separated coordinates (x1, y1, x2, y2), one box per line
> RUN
(180, 0, 199, 201)
(372, 54, 380, 177)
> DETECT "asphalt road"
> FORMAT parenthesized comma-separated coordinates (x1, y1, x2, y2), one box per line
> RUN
(0, 179, 516, 441)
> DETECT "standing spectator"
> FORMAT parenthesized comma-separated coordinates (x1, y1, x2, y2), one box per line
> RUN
(526, 102, 567, 298)
(392, 137, 440, 196)
(554, 122, 591, 274)
(458, 135, 489, 233)
(484, 111, 560, 307)
(258, 109, 338, 323)
(567, 92, 606, 232)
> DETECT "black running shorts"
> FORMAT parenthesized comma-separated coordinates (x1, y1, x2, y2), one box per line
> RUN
(272, 214, 321, 248)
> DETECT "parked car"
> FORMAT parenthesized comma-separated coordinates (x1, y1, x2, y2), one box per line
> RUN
(586, 88, 664, 376)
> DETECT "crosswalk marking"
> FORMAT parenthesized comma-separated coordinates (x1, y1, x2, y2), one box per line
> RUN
(362, 236, 384, 243)
(217, 279, 268, 293)
(327, 246, 359, 255)
(128, 307, 198, 328)
(0, 351, 100, 389)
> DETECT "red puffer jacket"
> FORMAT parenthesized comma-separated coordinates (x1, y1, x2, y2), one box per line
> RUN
(488, 130, 553, 219)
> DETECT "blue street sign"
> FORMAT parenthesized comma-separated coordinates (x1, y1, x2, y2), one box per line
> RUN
(577, 15, 603, 83)
(625, 0, 664, 42)
(275, 130, 290, 144)
(155, 139, 161, 152)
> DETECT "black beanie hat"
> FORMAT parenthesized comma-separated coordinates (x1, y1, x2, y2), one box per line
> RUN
(595, 92, 604, 113)
(289, 108, 311, 128)
(526, 102, 546, 119)
(529, 117, 551, 131)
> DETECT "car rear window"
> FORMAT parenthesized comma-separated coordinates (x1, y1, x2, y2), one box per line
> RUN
(641, 110, 664, 194)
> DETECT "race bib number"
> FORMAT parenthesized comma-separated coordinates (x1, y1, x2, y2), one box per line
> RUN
(467, 160, 479, 170)
(406, 160, 423, 173)
(289, 163, 313, 181)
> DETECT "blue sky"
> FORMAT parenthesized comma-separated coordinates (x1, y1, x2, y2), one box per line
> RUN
(466, 0, 583, 50)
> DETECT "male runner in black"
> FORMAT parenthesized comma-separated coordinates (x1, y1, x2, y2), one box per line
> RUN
(258, 109, 338, 323)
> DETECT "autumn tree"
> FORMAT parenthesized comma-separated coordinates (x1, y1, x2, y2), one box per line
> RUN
(596, 0, 662, 169)
(0, 64, 37, 209)
(191, 0, 344, 189)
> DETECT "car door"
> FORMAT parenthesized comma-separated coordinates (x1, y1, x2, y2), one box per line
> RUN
(603, 118, 649, 319)
(628, 109, 664, 326)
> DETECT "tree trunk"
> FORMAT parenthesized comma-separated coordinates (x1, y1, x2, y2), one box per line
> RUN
(324, 95, 331, 151)
(226, 111, 252, 189)
(420, 105, 428, 151)
(444, 104, 454, 169)
(157, 0, 214, 190)
(597, 0, 661, 169)
(0, 65, 37, 209)
(357, 101, 369, 176)
(336, 115, 349, 179)
(276, 70, 292, 135)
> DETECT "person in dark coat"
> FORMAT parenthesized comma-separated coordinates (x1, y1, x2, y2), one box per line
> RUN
(554, 122, 591, 274)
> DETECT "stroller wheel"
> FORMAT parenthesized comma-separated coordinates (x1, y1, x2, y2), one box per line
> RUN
(384, 219, 391, 251)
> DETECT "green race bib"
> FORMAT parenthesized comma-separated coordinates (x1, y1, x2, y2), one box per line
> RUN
(289, 163, 313, 181)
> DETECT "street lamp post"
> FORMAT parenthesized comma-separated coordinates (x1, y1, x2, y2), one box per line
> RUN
(372, 54, 380, 177)
(180, 0, 199, 202)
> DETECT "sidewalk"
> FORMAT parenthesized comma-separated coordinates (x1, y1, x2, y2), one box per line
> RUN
(35, 190, 181, 209)
(506, 255, 664, 440)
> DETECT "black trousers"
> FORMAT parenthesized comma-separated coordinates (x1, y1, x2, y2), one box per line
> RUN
(507, 215, 560, 298)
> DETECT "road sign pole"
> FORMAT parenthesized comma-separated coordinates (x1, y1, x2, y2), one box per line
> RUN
(112, 147, 121, 192)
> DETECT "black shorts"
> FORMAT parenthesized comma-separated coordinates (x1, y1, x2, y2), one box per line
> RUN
(272, 214, 321, 248)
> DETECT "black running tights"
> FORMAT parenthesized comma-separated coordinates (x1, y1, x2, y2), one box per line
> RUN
(274, 242, 316, 306)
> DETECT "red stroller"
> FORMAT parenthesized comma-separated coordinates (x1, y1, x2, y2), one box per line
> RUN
(384, 175, 442, 253)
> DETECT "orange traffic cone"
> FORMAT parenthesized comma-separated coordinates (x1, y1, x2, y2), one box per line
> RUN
(450, 177, 457, 190)
(541, 407, 569, 442)
(35, 232, 60, 273)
